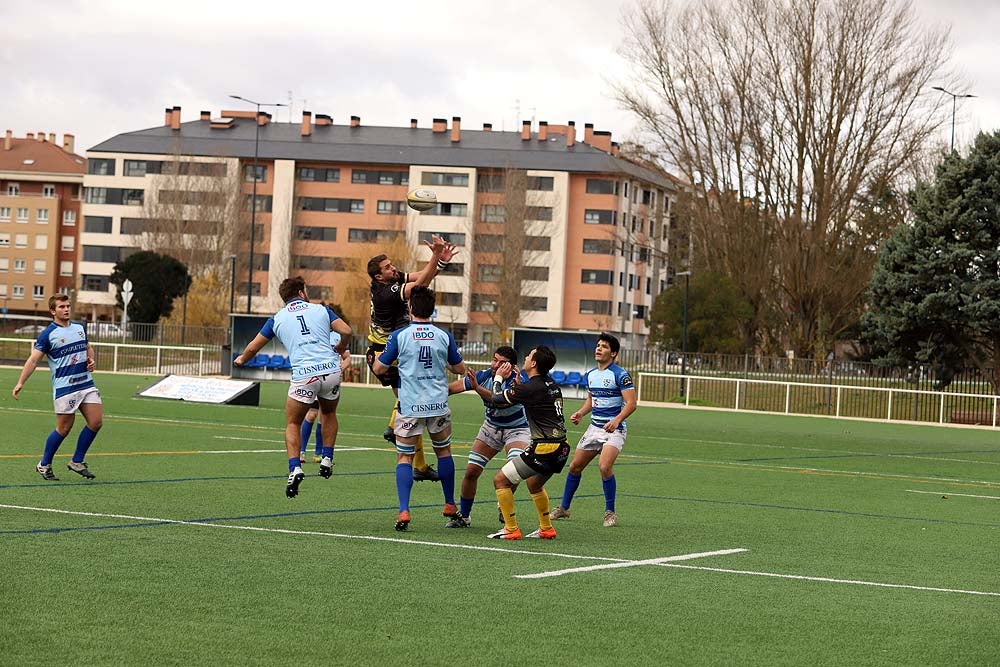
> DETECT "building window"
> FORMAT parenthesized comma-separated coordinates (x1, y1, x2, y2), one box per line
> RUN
(8, 183, 20, 196)
(583, 238, 614, 254)
(120, 218, 145, 235)
(122, 189, 144, 206)
(297, 167, 340, 182)
(33, 260, 46, 274)
(243, 165, 267, 182)
(85, 188, 107, 204)
(477, 264, 502, 282)
(437, 292, 463, 307)
(161, 161, 226, 177)
(14, 234, 27, 248)
(0, 283, 6, 296)
(0, 207, 9, 220)
(294, 256, 347, 271)
(417, 231, 466, 246)
(476, 234, 503, 252)
(62, 210, 76, 225)
(294, 226, 337, 242)
(12, 284, 24, 298)
(32, 285, 44, 299)
(438, 262, 464, 276)
(16, 208, 28, 222)
(37, 209, 49, 223)
(425, 202, 468, 217)
(422, 172, 469, 187)
(299, 197, 362, 213)
(480, 205, 505, 223)
(471, 294, 497, 312)
(0, 257, 7, 271)
(526, 176, 554, 191)
(124, 160, 162, 177)
(0, 233, 8, 247)
(584, 209, 615, 225)
(521, 296, 548, 311)
(525, 206, 553, 221)
(352, 170, 407, 185)
(81, 275, 110, 292)
(42, 184, 56, 198)
(522, 266, 549, 281)
(87, 159, 115, 176)
(60, 260, 73, 276)
(579, 299, 612, 315)
(377, 200, 407, 215)
(84, 216, 113, 233)
(581, 269, 613, 285)
(35, 235, 47, 250)
(14, 258, 26, 273)
(348, 228, 402, 244)
(524, 236, 551, 251)
(82, 246, 124, 263)
(245, 195, 273, 212)
(61, 236, 75, 251)
(642, 189, 653, 205)
(586, 179, 616, 195)
(350, 200, 364, 214)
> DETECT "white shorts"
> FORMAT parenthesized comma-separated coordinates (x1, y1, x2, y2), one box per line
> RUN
(393, 411, 452, 452)
(54, 387, 102, 415)
(576, 422, 627, 452)
(288, 371, 342, 404)
(475, 423, 531, 452)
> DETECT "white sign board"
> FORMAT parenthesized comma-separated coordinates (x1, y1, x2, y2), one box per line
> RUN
(139, 375, 257, 404)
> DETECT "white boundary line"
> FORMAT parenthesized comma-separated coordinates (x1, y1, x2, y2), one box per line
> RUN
(906, 489, 1000, 501)
(6, 503, 998, 597)
(514, 548, 747, 579)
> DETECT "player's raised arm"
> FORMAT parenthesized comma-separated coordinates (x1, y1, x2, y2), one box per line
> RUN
(403, 235, 459, 298)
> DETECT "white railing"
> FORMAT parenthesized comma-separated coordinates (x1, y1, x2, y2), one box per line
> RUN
(637, 372, 999, 427)
(0, 337, 212, 376)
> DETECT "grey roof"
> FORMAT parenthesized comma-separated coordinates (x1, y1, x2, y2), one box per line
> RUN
(89, 118, 677, 191)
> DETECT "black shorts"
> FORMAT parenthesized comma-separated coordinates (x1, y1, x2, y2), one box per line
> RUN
(520, 440, 570, 476)
(366, 343, 400, 389)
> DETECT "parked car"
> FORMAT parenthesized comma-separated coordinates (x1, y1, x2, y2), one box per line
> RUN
(13, 323, 47, 336)
(458, 341, 488, 356)
(85, 322, 129, 338)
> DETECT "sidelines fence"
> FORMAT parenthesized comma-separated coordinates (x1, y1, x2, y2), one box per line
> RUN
(637, 372, 999, 427)
(0, 338, 217, 377)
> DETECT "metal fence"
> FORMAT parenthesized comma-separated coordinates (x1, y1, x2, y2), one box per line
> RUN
(0, 337, 222, 376)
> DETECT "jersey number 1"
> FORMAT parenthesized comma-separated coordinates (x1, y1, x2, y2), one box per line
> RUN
(296, 315, 311, 335)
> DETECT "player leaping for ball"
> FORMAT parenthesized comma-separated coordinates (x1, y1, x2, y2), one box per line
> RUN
(365, 234, 457, 482)
(235, 276, 352, 498)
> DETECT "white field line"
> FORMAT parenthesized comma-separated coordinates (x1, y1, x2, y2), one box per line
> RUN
(514, 548, 748, 579)
(0, 503, 632, 563)
(653, 562, 1000, 598)
(906, 489, 1000, 501)
(197, 446, 379, 454)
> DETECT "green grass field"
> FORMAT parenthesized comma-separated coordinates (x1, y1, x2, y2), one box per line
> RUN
(2, 368, 998, 666)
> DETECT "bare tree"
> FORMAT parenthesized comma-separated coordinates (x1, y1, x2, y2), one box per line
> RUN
(140, 154, 245, 325)
(472, 168, 559, 343)
(616, 0, 953, 357)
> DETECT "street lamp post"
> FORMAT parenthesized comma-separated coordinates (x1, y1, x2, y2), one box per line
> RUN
(229, 95, 287, 313)
(228, 254, 237, 315)
(932, 86, 976, 153)
(677, 271, 691, 397)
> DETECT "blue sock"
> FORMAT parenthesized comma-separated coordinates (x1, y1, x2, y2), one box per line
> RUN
(396, 463, 414, 511)
(289, 457, 301, 472)
(314, 423, 324, 457)
(41, 430, 66, 466)
(299, 420, 314, 458)
(322, 445, 334, 461)
(459, 496, 474, 519)
(602, 475, 617, 512)
(72, 427, 98, 463)
(437, 455, 456, 505)
(561, 472, 582, 509)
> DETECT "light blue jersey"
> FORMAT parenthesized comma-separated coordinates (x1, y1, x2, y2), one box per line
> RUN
(585, 363, 634, 429)
(330, 331, 343, 372)
(379, 322, 461, 418)
(464, 369, 527, 428)
(259, 299, 341, 381)
(34, 321, 95, 399)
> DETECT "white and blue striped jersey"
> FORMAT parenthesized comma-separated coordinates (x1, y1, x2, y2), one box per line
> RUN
(585, 363, 634, 429)
(33, 321, 94, 399)
(259, 299, 341, 381)
(379, 322, 461, 418)
(465, 369, 527, 428)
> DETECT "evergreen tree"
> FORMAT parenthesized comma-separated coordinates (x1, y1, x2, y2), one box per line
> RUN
(110, 251, 192, 329)
(649, 272, 753, 354)
(864, 131, 1000, 390)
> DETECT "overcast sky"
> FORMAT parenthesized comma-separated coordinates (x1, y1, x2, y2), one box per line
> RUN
(2, 0, 996, 156)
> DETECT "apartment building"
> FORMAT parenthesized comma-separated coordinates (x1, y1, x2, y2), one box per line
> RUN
(0, 130, 84, 319)
(84, 107, 677, 346)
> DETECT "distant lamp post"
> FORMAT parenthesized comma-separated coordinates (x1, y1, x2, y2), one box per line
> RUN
(228, 254, 237, 315)
(932, 86, 976, 152)
(229, 94, 287, 313)
(677, 271, 691, 397)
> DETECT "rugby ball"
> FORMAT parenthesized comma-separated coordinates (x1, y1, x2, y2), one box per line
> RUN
(406, 188, 437, 212)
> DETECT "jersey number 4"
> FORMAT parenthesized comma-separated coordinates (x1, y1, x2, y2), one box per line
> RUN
(418, 345, 433, 369)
